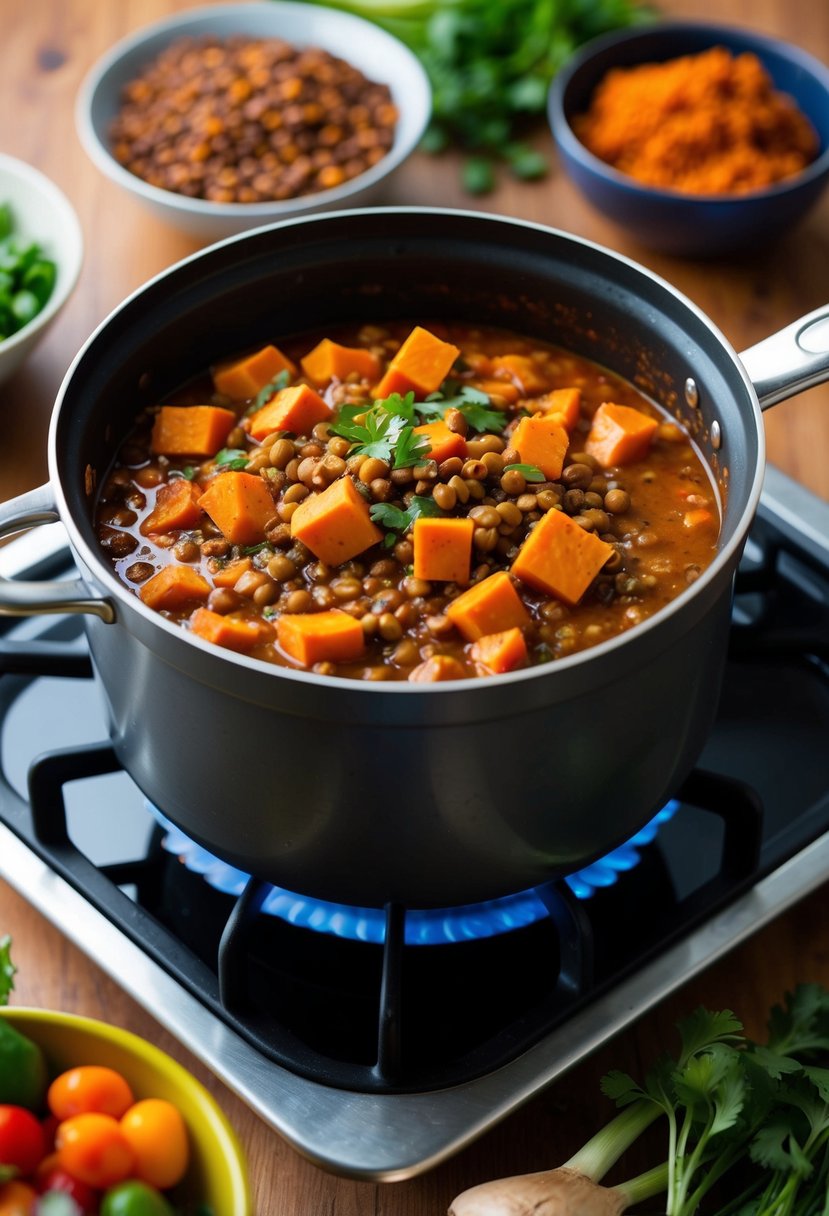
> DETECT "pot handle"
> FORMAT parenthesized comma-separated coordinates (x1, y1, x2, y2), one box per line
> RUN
(739, 303, 829, 410)
(0, 484, 115, 622)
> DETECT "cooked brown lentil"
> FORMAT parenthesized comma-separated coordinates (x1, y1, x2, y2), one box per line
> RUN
(95, 320, 720, 681)
(109, 35, 398, 203)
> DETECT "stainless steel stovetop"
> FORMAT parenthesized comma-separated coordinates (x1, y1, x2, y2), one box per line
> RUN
(1, 463, 829, 1181)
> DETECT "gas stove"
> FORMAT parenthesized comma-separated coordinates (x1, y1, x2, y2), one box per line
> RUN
(1, 463, 829, 1180)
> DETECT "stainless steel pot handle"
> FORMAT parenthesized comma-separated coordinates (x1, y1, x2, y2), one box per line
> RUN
(740, 303, 829, 410)
(0, 484, 115, 621)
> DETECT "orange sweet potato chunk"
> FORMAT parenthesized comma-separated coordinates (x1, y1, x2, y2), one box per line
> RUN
(277, 610, 365, 667)
(212, 344, 297, 399)
(247, 384, 332, 441)
(511, 508, 613, 606)
(412, 517, 474, 584)
(140, 479, 204, 536)
(139, 565, 211, 612)
(468, 378, 521, 404)
(412, 419, 468, 465)
(491, 354, 549, 396)
(189, 607, 268, 653)
(408, 654, 466, 682)
(540, 387, 582, 431)
(585, 402, 659, 467)
(290, 475, 383, 565)
(445, 571, 530, 642)
(374, 326, 460, 399)
(511, 414, 569, 480)
(470, 627, 529, 675)
(211, 556, 253, 588)
(198, 472, 276, 545)
(300, 339, 381, 387)
(151, 406, 236, 458)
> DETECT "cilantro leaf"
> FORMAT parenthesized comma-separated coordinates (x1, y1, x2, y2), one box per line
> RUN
(503, 462, 545, 483)
(418, 383, 505, 434)
(331, 394, 430, 469)
(0, 935, 15, 1005)
(370, 495, 442, 546)
(394, 426, 431, 469)
(214, 448, 249, 471)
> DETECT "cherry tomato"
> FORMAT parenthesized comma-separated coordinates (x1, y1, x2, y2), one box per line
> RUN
(0, 1106, 46, 1175)
(48, 1067, 134, 1122)
(119, 1100, 189, 1190)
(36, 1161, 99, 1215)
(55, 1113, 135, 1189)
(0, 1179, 37, 1216)
(100, 1180, 174, 1216)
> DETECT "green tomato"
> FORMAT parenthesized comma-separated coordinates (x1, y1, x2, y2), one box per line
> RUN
(0, 1019, 48, 1108)
(100, 1180, 176, 1216)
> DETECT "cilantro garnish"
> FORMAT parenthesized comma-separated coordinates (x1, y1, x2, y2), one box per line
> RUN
(0, 935, 16, 1006)
(331, 393, 431, 469)
(370, 495, 442, 547)
(503, 462, 545, 482)
(214, 448, 249, 472)
(252, 369, 291, 410)
(417, 383, 506, 434)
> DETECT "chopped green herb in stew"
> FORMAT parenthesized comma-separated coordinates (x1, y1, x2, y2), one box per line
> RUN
(94, 320, 720, 681)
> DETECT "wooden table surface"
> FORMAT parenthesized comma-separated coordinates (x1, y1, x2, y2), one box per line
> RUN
(2, 1, 829, 1212)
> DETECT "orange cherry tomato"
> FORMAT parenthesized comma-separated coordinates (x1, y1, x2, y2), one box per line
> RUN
(48, 1066, 135, 1121)
(0, 1179, 37, 1216)
(56, 1112, 136, 1189)
(119, 1099, 189, 1190)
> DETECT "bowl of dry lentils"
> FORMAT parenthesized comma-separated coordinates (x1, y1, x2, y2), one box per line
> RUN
(75, 1, 431, 242)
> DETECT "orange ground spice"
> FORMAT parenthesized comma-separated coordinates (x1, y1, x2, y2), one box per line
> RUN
(573, 46, 818, 195)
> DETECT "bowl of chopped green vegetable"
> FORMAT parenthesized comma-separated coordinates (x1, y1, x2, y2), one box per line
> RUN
(0, 154, 83, 386)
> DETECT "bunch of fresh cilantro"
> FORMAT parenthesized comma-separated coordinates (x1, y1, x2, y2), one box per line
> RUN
(294, 0, 652, 191)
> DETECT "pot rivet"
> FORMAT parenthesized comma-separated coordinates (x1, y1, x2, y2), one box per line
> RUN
(684, 377, 699, 407)
(711, 419, 722, 450)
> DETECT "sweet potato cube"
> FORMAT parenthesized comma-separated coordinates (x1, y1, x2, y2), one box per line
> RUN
(373, 326, 460, 399)
(541, 387, 582, 431)
(290, 475, 383, 565)
(413, 517, 474, 584)
(585, 402, 659, 468)
(445, 571, 530, 642)
(468, 378, 520, 404)
(277, 610, 365, 667)
(300, 338, 381, 387)
(470, 627, 529, 675)
(198, 472, 276, 545)
(189, 607, 269, 653)
(151, 406, 236, 458)
(247, 384, 332, 441)
(511, 508, 613, 606)
(412, 419, 468, 465)
(212, 344, 297, 399)
(211, 557, 252, 588)
(407, 654, 466, 682)
(140, 479, 204, 536)
(491, 354, 549, 396)
(511, 414, 569, 480)
(139, 565, 211, 612)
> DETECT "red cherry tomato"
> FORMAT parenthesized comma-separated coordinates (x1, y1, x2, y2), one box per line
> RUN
(36, 1162, 99, 1214)
(48, 1066, 134, 1122)
(0, 1105, 46, 1175)
(56, 1112, 135, 1189)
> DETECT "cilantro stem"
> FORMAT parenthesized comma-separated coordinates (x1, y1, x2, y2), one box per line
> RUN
(564, 1100, 662, 1181)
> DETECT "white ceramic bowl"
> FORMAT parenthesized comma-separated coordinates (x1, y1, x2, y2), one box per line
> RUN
(0, 155, 83, 386)
(76, 1, 432, 243)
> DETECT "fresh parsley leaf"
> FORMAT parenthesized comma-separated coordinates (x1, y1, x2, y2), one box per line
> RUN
(370, 495, 442, 545)
(214, 448, 249, 471)
(377, 391, 418, 424)
(331, 395, 429, 469)
(504, 462, 545, 483)
(0, 935, 15, 1005)
(394, 426, 431, 469)
(418, 384, 505, 434)
(253, 369, 291, 408)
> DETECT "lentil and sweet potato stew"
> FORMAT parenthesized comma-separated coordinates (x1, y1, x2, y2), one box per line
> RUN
(94, 322, 720, 681)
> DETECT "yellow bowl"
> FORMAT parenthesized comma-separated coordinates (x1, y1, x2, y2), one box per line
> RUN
(0, 1007, 251, 1216)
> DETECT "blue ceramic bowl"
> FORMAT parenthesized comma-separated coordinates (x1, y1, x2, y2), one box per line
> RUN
(548, 22, 829, 257)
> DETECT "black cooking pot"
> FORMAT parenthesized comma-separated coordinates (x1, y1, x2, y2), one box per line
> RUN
(1, 209, 827, 908)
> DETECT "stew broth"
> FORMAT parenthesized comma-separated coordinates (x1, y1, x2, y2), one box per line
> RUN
(94, 321, 719, 681)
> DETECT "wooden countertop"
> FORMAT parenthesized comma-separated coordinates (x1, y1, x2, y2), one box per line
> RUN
(1, 1, 829, 1212)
